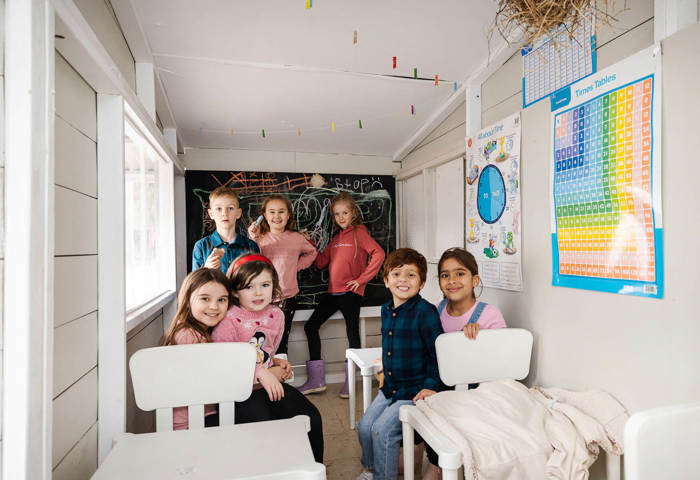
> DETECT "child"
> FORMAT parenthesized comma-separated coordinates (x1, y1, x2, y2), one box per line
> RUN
(212, 253, 324, 463)
(420, 247, 508, 479)
(356, 248, 443, 480)
(247, 194, 317, 357)
(192, 186, 259, 274)
(162, 268, 232, 430)
(299, 192, 386, 398)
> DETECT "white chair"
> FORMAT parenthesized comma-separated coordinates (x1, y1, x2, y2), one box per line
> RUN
(129, 342, 257, 431)
(624, 402, 700, 480)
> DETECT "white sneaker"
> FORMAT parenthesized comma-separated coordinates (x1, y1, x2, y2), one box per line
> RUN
(273, 353, 295, 382)
(355, 470, 374, 480)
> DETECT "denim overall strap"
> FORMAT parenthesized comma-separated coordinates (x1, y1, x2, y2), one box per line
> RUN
(437, 298, 448, 316)
(467, 302, 487, 324)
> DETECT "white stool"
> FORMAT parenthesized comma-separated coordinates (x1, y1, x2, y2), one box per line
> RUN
(346, 347, 382, 429)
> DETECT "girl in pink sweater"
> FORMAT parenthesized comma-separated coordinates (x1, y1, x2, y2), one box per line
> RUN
(212, 253, 324, 463)
(162, 268, 232, 430)
(299, 192, 386, 398)
(247, 194, 317, 358)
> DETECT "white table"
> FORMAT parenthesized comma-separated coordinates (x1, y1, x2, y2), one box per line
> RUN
(92, 415, 325, 479)
(346, 347, 382, 429)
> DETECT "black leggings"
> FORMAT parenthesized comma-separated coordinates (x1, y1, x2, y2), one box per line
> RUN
(304, 292, 362, 360)
(235, 383, 324, 463)
(276, 296, 297, 355)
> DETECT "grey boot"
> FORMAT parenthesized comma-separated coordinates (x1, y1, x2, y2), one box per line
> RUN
(298, 359, 327, 395)
(339, 359, 350, 399)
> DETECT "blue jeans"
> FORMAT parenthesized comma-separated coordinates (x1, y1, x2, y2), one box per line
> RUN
(357, 391, 413, 480)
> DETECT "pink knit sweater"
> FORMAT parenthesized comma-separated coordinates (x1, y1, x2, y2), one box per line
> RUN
(253, 230, 317, 299)
(212, 304, 284, 383)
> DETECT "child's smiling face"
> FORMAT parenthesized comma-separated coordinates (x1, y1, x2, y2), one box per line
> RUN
(235, 270, 274, 312)
(189, 281, 229, 327)
(439, 257, 479, 303)
(264, 199, 290, 234)
(384, 263, 424, 307)
(208, 195, 241, 231)
(332, 202, 354, 230)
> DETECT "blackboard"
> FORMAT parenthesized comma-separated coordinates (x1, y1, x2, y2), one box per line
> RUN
(185, 170, 396, 309)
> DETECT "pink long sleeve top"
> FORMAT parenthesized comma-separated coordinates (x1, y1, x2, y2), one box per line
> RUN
(314, 226, 385, 297)
(211, 304, 284, 383)
(171, 328, 218, 431)
(253, 230, 318, 299)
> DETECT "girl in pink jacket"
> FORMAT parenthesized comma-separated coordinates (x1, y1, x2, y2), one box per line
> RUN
(212, 253, 323, 463)
(298, 192, 386, 398)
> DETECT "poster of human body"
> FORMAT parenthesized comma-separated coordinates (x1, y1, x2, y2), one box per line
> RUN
(549, 45, 663, 298)
(466, 112, 523, 291)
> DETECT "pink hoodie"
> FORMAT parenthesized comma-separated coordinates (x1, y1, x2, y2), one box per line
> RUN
(212, 304, 284, 383)
(314, 226, 385, 296)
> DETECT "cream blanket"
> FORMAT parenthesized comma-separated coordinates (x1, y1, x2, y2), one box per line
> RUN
(415, 379, 628, 480)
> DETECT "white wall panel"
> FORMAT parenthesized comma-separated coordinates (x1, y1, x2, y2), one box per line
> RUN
(53, 312, 98, 397)
(54, 186, 97, 256)
(55, 115, 97, 197)
(126, 314, 164, 434)
(52, 368, 97, 467)
(403, 174, 426, 253)
(52, 423, 97, 480)
(54, 256, 97, 328)
(55, 54, 96, 141)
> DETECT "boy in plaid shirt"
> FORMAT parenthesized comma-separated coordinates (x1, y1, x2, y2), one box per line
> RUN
(356, 248, 444, 480)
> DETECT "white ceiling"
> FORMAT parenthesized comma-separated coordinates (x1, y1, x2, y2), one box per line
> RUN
(131, 0, 500, 157)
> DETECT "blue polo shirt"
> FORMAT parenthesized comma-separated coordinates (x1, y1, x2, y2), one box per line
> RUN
(192, 230, 259, 274)
(380, 294, 444, 403)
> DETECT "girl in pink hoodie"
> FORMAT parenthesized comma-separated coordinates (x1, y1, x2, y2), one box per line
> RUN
(212, 253, 323, 463)
(298, 192, 386, 398)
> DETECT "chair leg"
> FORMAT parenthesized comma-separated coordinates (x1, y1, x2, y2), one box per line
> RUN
(402, 422, 415, 480)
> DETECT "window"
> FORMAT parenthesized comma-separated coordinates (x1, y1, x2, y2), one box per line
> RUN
(124, 118, 175, 312)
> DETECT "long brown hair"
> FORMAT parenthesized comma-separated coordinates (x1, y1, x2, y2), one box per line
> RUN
(162, 268, 231, 346)
(330, 192, 367, 260)
(257, 194, 297, 236)
(227, 253, 283, 306)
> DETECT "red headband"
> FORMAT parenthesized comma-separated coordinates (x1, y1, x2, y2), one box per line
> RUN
(231, 254, 273, 274)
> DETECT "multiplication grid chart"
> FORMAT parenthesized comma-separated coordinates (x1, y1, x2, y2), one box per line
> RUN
(550, 46, 663, 298)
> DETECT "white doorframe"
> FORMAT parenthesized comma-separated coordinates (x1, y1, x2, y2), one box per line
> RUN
(3, 0, 55, 478)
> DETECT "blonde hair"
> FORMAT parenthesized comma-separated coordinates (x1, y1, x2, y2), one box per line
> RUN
(162, 269, 231, 346)
(209, 186, 239, 205)
(258, 194, 297, 236)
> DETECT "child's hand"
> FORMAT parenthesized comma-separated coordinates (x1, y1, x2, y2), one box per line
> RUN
(272, 357, 293, 379)
(413, 389, 437, 404)
(258, 368, 285, 401)
(346, 279, 360, 292)
(267, 366, 287, 381)
(204, 249, 224, 269)
(463, 323, 481, 340)
(247, 222, 260, 240)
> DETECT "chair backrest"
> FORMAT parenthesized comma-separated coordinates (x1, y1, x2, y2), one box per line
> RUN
(624, 402, 700, 480)
(435, 329, 533, 388)
(129, 342, 256, 431)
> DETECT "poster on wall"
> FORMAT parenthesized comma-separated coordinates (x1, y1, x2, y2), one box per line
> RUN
(549, 45, 663, 298)
(465, 112, 523, 291)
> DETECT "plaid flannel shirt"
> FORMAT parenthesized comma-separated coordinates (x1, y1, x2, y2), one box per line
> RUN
(380, 294, 444, 403)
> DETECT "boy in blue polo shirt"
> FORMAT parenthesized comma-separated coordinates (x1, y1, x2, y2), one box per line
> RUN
(356, 248, 444, 480)
(192, 186, 259, 274)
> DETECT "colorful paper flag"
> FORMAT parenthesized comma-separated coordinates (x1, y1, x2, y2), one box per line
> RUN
(298, 128, 301, 136)
(434, 75, 439, 85)
(411, 104, 415, 115)
(262, 129, 266, 138)
(393, 56, 396, 69)
(454, 81, 457, 91)
(305, 0, 311, 9)
(230, 129, 234, 136)
(358, 120, 363, 129)
(198, 127, 202, 134)
(413, 68, 417, 79)
(353, 30, 358, 44)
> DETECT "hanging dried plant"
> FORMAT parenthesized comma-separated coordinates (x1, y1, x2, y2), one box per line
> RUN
(490, 0, 628, 48)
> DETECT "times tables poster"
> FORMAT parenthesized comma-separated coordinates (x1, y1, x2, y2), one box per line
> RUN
(549, 45, 663, 298)
(465, 112, 523, 291)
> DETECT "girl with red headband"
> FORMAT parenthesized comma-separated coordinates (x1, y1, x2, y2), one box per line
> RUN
(212, 253, 324, 463)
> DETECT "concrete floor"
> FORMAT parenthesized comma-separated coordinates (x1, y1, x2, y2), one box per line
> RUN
(306, 382, 427, 480)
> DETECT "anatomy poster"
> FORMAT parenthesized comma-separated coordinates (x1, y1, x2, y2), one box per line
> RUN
(549, 45, 663, 298)
(466, 112, 523, 291)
